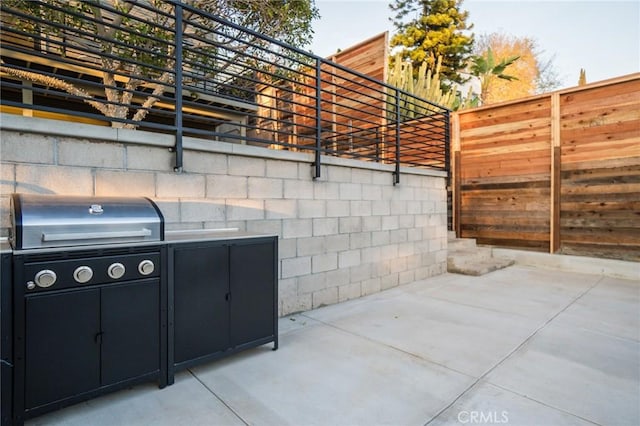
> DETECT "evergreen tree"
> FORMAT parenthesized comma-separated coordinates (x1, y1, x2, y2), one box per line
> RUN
(578, 69, 587, 85)
(389, 0, 474, 86)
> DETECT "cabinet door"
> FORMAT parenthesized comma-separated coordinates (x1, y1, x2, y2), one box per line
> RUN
(1, 253, 12, 425)
(101, 281, 160, 385)
(229, 241, 275, 347)
(174, 244, 229, 363)
(25, 289, 100, 409)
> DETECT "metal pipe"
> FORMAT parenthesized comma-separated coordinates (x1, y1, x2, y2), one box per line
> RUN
(314, 57, 322, 179)
(174, 2, 184, 173)
(394, 88, 401, 185)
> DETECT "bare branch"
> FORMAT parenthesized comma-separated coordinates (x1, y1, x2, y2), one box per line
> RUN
(103, 0, 134, 39)
(122, 74, 141, 106)
(127, 70, 173, 127)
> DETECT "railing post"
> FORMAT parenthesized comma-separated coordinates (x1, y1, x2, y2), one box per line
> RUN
(375, 127, 380, 161)
(173, 2, 184, 173)
(393, 88, 400, 185)
(444, 111, 451, 174)
(313, 57, 322, 179)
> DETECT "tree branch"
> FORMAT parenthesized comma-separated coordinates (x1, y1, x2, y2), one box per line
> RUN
(90, 3, 107, 39)
(0, 62, 110, 117)
(126, 70, 173, 127)
(103, 0, 135, 39)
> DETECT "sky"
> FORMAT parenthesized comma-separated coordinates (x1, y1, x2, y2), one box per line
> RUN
(308, 0, 640, 89)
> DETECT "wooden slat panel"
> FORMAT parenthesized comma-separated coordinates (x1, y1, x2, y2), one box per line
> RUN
(560, 160, 640, 256)
(558, 76, 640, 259)
(457, 95, 551, 251)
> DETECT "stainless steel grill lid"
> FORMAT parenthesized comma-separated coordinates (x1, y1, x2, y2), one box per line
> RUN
(10, 194, 164, 250)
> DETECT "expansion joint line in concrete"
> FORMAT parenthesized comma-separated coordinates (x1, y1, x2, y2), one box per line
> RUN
(423, 275, 605, 426)
(188, 369, 251, 426)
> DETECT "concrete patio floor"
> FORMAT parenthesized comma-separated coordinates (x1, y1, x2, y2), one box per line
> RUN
(27, 265, 639, 426)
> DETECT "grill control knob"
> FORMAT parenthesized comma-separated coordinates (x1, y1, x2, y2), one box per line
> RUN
(138, 259, 155, 276)
(108, 263, 126, 279)
(34, 270, 57, 288)
(73, 266, 93, 284)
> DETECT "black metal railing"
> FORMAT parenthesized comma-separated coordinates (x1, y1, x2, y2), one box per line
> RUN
(0, 0, 449, 181)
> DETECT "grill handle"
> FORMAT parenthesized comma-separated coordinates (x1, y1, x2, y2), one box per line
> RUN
(42, 228, 153, 242)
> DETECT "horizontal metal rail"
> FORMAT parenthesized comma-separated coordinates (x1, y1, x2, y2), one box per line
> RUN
(0, 0, 450, 180)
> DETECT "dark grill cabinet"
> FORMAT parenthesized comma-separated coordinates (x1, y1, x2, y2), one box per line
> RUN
(24, 282, 160, 409)
(9, 247, 167, 425)
(168, 235, 278, 382)
(1, 249, 13, 426)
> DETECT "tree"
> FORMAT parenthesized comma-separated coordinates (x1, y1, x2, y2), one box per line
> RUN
(0, 0, 319, 128)
(472, 33, 561, 104)
(469, 47, 520, 104)
(386, 53, 477, 116)
(389, 0, 474, 87)
(578, 68, 587, 85)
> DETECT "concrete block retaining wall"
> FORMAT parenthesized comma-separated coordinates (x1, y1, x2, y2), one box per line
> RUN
(0, 114, 448, 316)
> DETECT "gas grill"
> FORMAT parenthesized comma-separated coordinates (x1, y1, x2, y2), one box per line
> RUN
(11, 194, 163, 251)
(4, 194, 167, 425)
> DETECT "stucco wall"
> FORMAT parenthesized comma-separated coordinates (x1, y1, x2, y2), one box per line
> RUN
(0, 114, 448, 316)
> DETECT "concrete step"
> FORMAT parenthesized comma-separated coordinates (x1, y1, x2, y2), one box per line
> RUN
(448, 238, 477, 252)
(448, 247, 493, 265)
(447, 257, 515, 276)
(447, 236, 515, 276)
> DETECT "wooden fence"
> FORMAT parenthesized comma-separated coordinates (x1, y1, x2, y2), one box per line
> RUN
(451, 74, 640, 261)
(252, 32, 388, 149)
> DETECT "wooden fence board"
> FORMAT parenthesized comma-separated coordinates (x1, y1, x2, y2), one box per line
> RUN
(459, 99, 550, 127)
(561, 165, 640, 183)
(460, 117, 550, 139)
(561, 156, 640, 172)
(560, 81, 640, 112)
(461, 173, 550, 186)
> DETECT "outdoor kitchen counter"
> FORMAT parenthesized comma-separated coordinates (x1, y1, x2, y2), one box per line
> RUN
(164, 229, 277, 243)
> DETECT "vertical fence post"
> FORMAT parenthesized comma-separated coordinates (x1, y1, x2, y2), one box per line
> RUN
(550, 92, 561, 253)
(313, 57, 322, 179)
(173, 2, 184, 172)
(393, 88, 400, 185)
(450, 112, 461, 237)
(444, 110, 452, 232)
